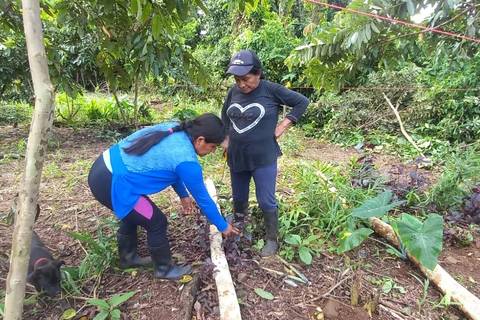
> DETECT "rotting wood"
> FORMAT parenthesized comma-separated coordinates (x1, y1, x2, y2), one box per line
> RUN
(179, 273, 201, 320)
(369, 217, 480, 320)
(205, 178, 242, 320)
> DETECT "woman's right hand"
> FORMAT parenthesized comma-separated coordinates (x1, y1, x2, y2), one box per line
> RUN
(221, 136, 229, 157)
(221, 223, 239, 237)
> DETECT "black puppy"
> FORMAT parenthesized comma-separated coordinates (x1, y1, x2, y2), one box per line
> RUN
(27, 230, 64, 296)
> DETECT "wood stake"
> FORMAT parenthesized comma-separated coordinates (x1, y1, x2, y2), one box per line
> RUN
(205, 178, 242, 320)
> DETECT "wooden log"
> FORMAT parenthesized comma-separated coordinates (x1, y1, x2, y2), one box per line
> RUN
(178, 274, 201, 320)
(369, 217, 480, 320)
(205, 178, 242, 320)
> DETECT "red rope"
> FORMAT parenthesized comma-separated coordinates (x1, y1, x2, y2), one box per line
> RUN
(304, 0, 480, 44)
(289, 86, 480, 91)
(341, 86, 480, 91)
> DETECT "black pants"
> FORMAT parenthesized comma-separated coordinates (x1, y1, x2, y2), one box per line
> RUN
(88, 155, 168, 247)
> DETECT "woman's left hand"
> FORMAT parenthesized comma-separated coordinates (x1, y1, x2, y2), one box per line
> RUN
(180, 197, 194, 215)
(275, 119, 293, 139)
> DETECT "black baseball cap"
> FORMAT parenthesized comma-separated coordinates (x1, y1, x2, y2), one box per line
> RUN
(226, 50, 263, 76)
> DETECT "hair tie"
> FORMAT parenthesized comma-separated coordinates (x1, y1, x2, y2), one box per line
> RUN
(168, 128, 174, 134)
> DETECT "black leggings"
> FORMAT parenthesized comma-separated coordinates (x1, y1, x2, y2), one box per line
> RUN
(88, 155, 168, 247)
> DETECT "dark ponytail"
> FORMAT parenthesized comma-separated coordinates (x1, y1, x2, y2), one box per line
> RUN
(123, 113, 226, 155)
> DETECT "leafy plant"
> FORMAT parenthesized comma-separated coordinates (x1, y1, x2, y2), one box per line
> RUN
(170, 108, 199, 122)
(411, 273, 430, 313)
(0, 103, 32, 126)
(87, 291, 137, 320)
(67, 225, 117, 278)
(282, 233, 322, 264)
(339, 190, 443, 270)
(396, 213, 443, 270)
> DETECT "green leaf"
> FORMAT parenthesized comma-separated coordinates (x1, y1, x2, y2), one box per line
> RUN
(299, 247, 312, 265)
(284, 234, 301, 245)
(93, 310, 109, 320)
(109, 291, 137, 308)
(382, 279, 393, 293)
(60, 309, 77, 320)
(406, 0, 415, 16)
(254, 288, 274, 300)
(110, 309, 121, 320)
(337, 228, 374, 253)
(87, 299, 110, 310)
(23, 299, 37, 305)
(141, 2, 151, 24)
(151, 16, 161, 40)
(397, 214, 443, 270)
(130, 0, 139, 17)
(352, 191, 405, 218)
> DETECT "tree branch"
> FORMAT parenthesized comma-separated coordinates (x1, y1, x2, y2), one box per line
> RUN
(382, 92, 425, 158)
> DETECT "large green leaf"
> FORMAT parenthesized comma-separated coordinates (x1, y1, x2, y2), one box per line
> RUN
(299, 247, 312, 265)
(397, 214, 443, 270)
(87, 299, 110, 310)
(109, 291, 137, 308)
(93, 310, 109, 320)
(352, 190, 405, 218)
(337, 228, 374, 253)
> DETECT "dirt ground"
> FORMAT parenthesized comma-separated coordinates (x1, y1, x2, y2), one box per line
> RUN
(1, 124, 479, 320)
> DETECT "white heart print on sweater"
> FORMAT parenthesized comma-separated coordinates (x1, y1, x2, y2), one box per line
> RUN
(227, 103, 265, 134)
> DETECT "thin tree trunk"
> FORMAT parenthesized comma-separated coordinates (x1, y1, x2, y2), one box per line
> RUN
(133, 75, 139, 129)
(112, 88, 128, 125)
(4, 0, 56, 318)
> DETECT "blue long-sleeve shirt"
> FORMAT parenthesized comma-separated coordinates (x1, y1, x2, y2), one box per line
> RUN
(106, 122, 228, 232)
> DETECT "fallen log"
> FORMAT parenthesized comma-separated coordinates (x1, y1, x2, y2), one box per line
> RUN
(369, 217, 480, 320)
(178, 273, 201, 320)
(205, 178, 242, 320)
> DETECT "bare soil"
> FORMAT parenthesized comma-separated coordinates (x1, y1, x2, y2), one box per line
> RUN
(1, 125, 479, 320)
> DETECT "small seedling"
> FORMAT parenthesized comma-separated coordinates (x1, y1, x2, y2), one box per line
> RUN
(88, 291, 137, 320)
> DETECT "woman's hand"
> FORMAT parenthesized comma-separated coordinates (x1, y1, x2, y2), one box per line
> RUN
(221, 135, 229, 157)
(275, 118, 293, 139)
(221, 223, 239, 237)
(180, 197, 194, 215)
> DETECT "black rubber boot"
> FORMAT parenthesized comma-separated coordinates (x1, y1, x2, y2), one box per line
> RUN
(117, 232, 153, 269)
(148, 241, 192, 280)
(233, 201, 249, 223)
(261, 209, 279, 257)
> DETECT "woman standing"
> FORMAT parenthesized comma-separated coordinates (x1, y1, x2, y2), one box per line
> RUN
(222, 50, 309, 257)
(88, 113, 238, 280)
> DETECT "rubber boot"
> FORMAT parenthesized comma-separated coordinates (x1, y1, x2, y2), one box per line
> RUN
(261, 209, 279, 257)
(148, 241, 192, 280)
(233, 201, 249, 223)
(117, 232, 153, 269)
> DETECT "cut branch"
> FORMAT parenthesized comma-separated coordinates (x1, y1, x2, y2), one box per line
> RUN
(205, 178, 242, 320)
(382, 92, 425, 158)
(369, 217, 480, 320)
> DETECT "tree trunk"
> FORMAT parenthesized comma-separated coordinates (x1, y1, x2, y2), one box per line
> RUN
(4, 0, 56, 318)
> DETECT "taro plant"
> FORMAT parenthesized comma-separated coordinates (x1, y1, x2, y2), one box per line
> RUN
(338, 190, 444, 270)
(87, 291, 137, 320)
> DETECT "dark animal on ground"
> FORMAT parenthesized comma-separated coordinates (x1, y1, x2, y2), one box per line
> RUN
(27, 230, 64, 296)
